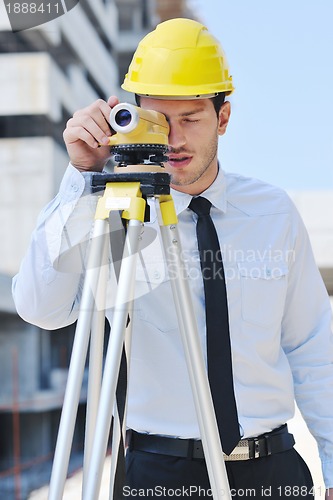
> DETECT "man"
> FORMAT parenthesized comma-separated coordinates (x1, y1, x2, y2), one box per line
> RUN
(12, 18, 333, 499)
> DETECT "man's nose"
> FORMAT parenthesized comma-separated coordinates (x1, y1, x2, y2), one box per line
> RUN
(168, 122, 186, 150)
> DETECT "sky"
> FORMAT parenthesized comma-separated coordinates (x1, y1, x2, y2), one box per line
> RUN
(190, 0, 333, 191)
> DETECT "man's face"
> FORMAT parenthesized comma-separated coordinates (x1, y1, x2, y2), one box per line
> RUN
(140, 97, 231, 195)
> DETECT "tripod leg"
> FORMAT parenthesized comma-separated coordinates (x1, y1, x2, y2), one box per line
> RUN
(109, 307, 133, 500)
(107, 210, 131, 499)
(157, 198, 231, 500)
(82, 233, 109, 493)
(83, 220, 143, 500)
(48, 219, 109, 500)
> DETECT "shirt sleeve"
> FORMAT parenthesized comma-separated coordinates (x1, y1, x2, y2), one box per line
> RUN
(12, 163, 98, 330)
(281, 201, 333, 487)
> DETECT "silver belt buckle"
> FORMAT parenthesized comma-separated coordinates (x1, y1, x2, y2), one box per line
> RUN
(254, 439, 260, 459)
(223, 439, 250, 461)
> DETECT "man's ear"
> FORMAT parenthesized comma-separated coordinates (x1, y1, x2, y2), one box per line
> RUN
(218, 101, 231, 136)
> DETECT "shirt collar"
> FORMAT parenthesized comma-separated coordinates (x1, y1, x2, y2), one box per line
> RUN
(170, 166, 227, 215)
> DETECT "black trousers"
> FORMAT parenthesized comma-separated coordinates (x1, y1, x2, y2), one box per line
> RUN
(124, 448, 314, 499)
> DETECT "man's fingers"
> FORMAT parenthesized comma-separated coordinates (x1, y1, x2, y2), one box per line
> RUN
(107, 95, 120, 108)
(65, 101, 114, 147)
(85, 98, 114, 135)
(62, 98, 121, 169)
(63, 125, 100, 149)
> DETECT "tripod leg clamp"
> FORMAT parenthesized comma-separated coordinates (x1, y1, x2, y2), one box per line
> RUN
(95, 182, 146, 222)
(158, 195, 178, 226)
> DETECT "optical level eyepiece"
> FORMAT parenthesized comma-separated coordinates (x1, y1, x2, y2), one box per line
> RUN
(109, 103, 140, 134)
(114, 109, 132, 127)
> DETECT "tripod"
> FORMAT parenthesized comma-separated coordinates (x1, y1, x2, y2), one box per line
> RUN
(47, 163, 231, 500)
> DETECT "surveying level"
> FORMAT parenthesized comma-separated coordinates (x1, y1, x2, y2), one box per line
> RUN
(107, 103, 169, 168)
(47, 104, 232, 500)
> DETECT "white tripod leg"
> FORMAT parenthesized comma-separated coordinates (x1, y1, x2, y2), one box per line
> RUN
(48, 218, 109, 500)
(82, 233, 109, 493)
(83, 220, 143, 500)
(109, 312, 133, 500)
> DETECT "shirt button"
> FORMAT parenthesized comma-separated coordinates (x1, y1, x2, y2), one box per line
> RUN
(72, 184, 79, 192)
(153, 270, 160, 280)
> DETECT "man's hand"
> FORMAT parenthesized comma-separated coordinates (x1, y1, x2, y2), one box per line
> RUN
(63, 95, 119, 172)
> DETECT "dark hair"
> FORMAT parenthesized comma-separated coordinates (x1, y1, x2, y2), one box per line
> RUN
(135, 92, 226, 117)
(134, 94, 141, 106)
(211, 92, 226, 116)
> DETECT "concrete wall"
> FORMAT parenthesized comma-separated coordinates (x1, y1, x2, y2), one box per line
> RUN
(0, 137, 68, 275)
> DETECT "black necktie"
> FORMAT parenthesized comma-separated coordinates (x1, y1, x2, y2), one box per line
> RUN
(189, 196, 240, 455)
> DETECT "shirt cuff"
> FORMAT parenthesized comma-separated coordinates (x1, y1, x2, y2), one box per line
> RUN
(59, 163, 95, 202)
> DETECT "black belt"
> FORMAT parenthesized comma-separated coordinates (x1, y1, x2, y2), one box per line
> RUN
(128, 424, 295, 461)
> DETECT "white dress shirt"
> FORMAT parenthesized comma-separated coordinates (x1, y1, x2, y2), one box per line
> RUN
(12, 164, 333, 486)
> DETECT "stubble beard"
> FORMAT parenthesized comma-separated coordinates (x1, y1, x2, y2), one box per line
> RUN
(168, 135, 219, 187)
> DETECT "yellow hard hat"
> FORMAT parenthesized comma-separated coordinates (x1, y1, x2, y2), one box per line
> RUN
(122, 18, 234, 99)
